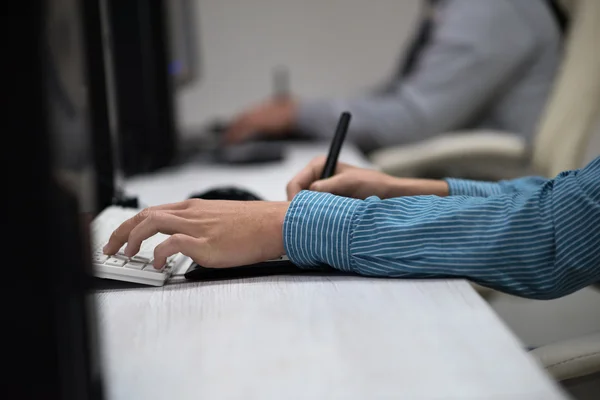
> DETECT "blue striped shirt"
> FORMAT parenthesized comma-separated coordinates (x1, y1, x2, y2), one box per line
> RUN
(283, 156, 600, 300)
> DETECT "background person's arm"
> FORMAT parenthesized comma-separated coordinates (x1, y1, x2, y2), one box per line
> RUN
(296, 0, 538, 151)
(284, 157, 600, 300)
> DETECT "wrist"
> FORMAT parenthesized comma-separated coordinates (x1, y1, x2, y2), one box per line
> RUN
(269, 201, 291, 256)
(283, 191, 361, 270)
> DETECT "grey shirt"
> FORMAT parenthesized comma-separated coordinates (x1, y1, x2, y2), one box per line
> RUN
(295, 0, 563, 153)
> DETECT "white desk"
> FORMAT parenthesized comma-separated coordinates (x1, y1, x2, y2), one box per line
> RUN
(96, 143, 569, 399)
(122, 143, 373, 205)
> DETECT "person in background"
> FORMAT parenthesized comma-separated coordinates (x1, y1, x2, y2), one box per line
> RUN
(104, 154, 600, 301)
(225, 0, 566, 153)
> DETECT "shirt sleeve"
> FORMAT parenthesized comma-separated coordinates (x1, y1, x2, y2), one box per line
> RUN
(283, 156, 600, 300)
(294, 0, 538, 152)
(444, 176, 549, 197)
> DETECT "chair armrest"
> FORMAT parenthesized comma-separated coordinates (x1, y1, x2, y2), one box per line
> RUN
(369, 130, 527, 178)
(530, 332, 600, 382)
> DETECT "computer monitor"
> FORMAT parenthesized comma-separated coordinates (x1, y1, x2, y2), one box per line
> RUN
(83, 0, 119, 213)
(167, 0, 199, 87)
(4, 0, 106, 398)
(106, 0, 178, 177)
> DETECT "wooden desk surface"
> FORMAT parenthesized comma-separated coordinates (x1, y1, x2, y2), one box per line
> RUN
(96, 143, 568, 399)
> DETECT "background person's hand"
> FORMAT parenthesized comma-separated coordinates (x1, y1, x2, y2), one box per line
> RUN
(286, 156, 450, 200)
(224, 98, 298, 144)
(103, 199, 290, 269)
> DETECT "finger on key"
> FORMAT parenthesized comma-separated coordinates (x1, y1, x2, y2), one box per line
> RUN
(153, 234, 198, 269)
(103, 202, 187, 255)
(124, 212, 193, 257)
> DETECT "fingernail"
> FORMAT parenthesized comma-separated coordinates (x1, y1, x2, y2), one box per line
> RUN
(123, 245, 132, 257)
(102, 245, 109, 254)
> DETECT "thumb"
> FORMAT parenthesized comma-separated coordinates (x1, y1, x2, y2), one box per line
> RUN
(309, 175, 352, 196)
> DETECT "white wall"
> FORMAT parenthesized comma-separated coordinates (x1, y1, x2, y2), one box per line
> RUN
(176, 0, 422, 135)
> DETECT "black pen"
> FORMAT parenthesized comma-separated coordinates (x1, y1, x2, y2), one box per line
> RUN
(320, 112, 352, 179)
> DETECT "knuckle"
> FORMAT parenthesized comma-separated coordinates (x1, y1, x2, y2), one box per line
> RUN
(147, 210, 158, 222)
(185, 198, 201, 208)
(170, 233, 186, 246)
(137, 207, 152, 221)
(145, 210, 165, 225)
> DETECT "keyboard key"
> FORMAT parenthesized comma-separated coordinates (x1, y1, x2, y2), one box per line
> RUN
(143, 264, 164, 273)
(105, 257, 126, 267)
(116, 245, 128, 256)
(93, 254, 108, 264)
(139, 248, 156, 258)
(124, 261, 146, 270)
(132, 253, 153, 263)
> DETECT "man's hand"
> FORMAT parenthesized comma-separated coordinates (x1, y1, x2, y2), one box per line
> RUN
(224, 98, 298, 144)
(103, 199, 290, 269)
(286, 156, 450, 200)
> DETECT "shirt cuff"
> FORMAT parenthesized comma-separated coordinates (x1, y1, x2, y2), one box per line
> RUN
(444, 178, 504, 197)
(283, 190, 362, 271)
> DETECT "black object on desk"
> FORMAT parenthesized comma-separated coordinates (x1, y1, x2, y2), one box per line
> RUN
(202, 119, 287, 164)
(188, 187, 262, 201)
(184, 259, 341, 281)
(184, 112, 353, 282)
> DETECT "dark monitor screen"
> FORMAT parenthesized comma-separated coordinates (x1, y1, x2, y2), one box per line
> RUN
(48, 0, 128, 220)
(167, 0, 198, 87)
(45, 0, 98, 214)
(107, 0, 177, 177)
(5, 1, 107, 398)
(47, 0, 118, 216)
(43, 0, 107, 398)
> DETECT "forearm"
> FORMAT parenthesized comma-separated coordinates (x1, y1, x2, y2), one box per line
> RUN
(285, 191, 560, 299)
(295, 95, 429, 152)
(284, 157, 600, 299)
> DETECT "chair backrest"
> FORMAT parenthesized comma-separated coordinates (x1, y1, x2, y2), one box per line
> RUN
(532, 0, 600, 177)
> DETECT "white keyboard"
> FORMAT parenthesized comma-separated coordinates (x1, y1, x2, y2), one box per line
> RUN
(91, 206, 189, 286)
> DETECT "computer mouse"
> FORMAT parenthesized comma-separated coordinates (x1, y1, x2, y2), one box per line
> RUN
(188, 186, 263, 201)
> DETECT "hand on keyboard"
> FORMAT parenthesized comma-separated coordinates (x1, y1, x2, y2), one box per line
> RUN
(92, 206, 185, 286)
(103, 199, 290, 269)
